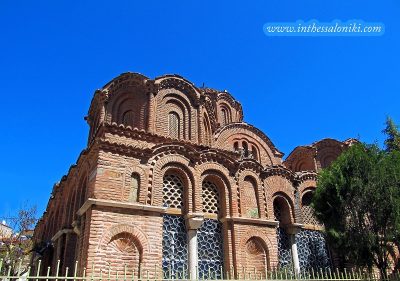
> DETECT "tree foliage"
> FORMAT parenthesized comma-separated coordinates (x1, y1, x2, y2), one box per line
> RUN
(0, 204, 37, 276)
(312, 142, 400, 278)
(383, 117, 400, 152)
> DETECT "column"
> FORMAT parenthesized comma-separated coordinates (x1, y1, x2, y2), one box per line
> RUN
(290, 235, 300, 274)
(185, 213, 204, 280)
(287, 224, 302, 275)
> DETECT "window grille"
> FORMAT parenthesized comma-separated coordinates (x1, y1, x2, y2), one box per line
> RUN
(162, 174, 183, 209)
(274, 203, 292, 270)
(202, 181, 220, 215)
(301, 193, 320, 225)
(295, 229, 331, 271)
(197, 219, 224, 279)
(276, 227, 293, 270)
(162, 215, 188, 279)
(168, 112, 180, 139)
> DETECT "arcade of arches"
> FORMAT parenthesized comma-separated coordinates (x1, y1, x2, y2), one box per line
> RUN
(33, 73, 356, 278)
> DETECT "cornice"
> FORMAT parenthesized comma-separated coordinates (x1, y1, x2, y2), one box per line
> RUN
(76, 198, 167, 216)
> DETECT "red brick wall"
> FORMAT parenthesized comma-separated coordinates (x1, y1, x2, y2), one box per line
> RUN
(32, 73, 356, 276)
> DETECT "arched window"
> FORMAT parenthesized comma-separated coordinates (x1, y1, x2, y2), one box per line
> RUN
(274, 197, 293, 270)
(162, 174, 183, 209)
(129, 173, 140, 202)
(198, 180, 224, 279)
(273, 197, 292, 225)
(242, 141, 249, 157)
(234, 141, 239, 152)
(122, 110, 135, 127)
(203, 114, 212, 146)
(252, 145, 258, 161)
(168, 112, 180, 139)
(301, 191, 319, 225)
(162, 173, 187, 278)
(220, 107, 230, 126)
(202, 181, 220, 215)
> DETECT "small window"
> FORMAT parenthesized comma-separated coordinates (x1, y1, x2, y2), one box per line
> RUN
(122, 110, 135, 127)
(242, 142, 249, 157)
(220, 108, 228, 126)
(168, 112, 180, 139)
(234, 141, 239, 151)
(129, 173, 140, 202)
(252, 145, 258, 161)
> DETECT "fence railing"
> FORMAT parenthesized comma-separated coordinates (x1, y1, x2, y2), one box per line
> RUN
(1, 259, 399, 281)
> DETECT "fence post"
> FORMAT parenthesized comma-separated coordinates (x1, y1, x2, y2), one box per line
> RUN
(46, 266, 51, 281)
(27, 266, 32, 281)
(36, 260, 42, 281)
(73, 261, 78, 281)
(55, 260, 60, 281)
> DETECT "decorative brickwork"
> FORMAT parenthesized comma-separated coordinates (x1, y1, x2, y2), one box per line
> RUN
(33, 72, 355, 276)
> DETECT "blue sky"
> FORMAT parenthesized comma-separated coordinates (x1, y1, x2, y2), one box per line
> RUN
(0, 0, 399, 219)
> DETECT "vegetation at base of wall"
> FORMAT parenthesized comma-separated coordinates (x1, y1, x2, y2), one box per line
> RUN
(0, 204, 37, 276)
(312, 117, 400, 279)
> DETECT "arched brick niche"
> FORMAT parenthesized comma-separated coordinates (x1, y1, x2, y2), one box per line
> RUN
(96, 224, 149, 276)
(244, 237, 270, 275)
(106, 89, 149, 131)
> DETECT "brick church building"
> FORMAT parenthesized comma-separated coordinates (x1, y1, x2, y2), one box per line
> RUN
(32, 73, 355, 278)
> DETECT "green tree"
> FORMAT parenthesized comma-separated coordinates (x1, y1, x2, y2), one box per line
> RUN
(383, 117, 400, 152)
(312, 143, 400, 278)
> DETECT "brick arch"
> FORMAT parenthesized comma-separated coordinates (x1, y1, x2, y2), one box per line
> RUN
(218, 102, 232, 126)
(107, 90, 148, 130)
(298, 178, 317, 196)
(124, 166, 147, 204)
(200, 170, 232, 218)
(214, 123, 283, 165)
(96, 224, 149, 275)
(148, 153, 194, 204)
(263, 175, 296, 219)
(155, 76, 201, 106)
(73, 172, 88, 221)
(236, 170, 265, 218)
(272, 192, 295, 225)
(196, 162, 236, 216)
(301, 186, 316, 201)
(299, 187, 319, 225)
(97, 224, 149, 255)
(202, 111, 212, 146)
(238, 229, 275, 270)
(150, 155, 195, 212)
(216, 92, 243, 122)
(154, 88, 197, 142)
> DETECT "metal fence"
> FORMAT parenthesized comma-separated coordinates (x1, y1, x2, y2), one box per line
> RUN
(1, 259, 399, 281)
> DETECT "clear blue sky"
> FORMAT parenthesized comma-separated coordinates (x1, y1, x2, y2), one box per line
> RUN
(1, 1, 399, 219)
